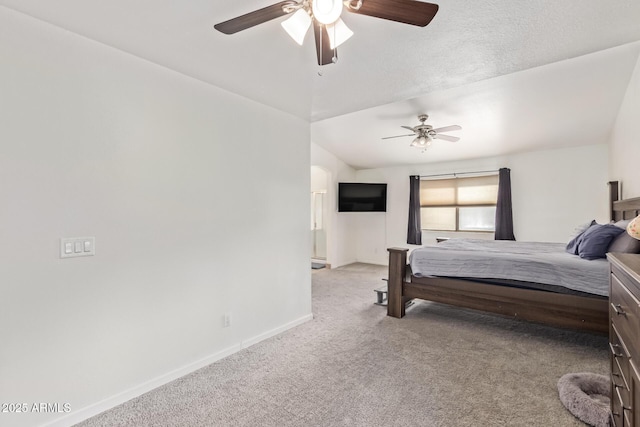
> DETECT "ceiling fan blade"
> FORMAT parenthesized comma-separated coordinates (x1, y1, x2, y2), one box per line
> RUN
(382, 134, 415, 140)
(431, 125, 462, 133)
(433, 134, 459, 142)
(401, 125, 417, 132)
(346, 0, 439, 27)
(214, 2, 292, 35)
(313, 21, 335, 65)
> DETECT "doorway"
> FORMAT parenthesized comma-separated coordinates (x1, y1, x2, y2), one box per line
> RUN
(311, 166, 329, 268)
(311, 191, 327, 261)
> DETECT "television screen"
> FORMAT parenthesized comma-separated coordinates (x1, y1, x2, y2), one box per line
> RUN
(338, 183, 387, 212)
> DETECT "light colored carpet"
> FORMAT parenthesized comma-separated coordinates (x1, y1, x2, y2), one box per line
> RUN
(77, 263, 608, 426)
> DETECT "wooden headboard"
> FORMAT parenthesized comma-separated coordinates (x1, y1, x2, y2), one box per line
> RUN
(609, 181, 640, 221)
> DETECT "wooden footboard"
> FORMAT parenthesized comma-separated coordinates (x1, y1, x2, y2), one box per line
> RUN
(387, 248, 409, 318)
(386, 247, 608, 334)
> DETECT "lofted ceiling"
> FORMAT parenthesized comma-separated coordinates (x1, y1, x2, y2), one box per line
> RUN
(2, 1, 640, 169)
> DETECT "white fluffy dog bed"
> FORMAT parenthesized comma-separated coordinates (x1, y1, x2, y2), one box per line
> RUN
(557, 372, 611, 427)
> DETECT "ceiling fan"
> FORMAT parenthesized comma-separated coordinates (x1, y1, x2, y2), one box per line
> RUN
(214, 0, 439, 66)
(383, 114, 461, 151)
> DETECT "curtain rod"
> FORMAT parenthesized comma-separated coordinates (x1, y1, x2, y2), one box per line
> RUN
(419, 169, 500, 179)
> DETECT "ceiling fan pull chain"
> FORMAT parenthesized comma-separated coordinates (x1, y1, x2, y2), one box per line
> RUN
(320, 22, 324, 64)
(331, 24, 338, 63)
(318, 22, 324, 75)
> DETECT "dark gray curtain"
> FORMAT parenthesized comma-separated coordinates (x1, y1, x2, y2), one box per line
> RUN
(407, 175, 422, 245)
(495, 168, 515, 240)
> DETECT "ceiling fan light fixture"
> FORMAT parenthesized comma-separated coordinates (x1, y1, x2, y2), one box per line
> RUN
(312, 0, 343, 25)
(327, 18, 353, 49)
(411, 135, 431, 148)
(281, 9, 312, 45)
(411, 135, 433, 149)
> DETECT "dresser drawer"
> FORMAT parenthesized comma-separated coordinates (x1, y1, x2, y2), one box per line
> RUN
(612, 323, 632, 390)
(613, 384, 624, 427)
(611, 274, 640, 358)
(630, 361, 640, 427)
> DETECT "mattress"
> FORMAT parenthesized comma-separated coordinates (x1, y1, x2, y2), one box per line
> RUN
(409, 239, 610, 296)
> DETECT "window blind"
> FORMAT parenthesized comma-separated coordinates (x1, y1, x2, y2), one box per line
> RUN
(420, 175, 498, 207)
(419, 174, 499, 232)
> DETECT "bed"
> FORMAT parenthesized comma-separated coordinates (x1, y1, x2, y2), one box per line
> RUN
(386, 181, 640, 334)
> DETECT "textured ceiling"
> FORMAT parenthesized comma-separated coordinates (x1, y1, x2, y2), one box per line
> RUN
(312, 42, 640, 169)
(2, 0, 640, 168)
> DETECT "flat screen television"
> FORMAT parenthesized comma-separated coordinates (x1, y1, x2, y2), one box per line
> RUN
(338, 182, 387, 212)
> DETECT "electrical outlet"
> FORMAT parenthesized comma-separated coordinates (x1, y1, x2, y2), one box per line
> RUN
(223, 313, 231, 328)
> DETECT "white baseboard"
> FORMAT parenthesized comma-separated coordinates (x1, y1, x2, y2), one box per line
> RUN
(42, 313, 313, 427)
(331, 259, 357, 269)
(354, 258, 388, 266)
(241, 313, 313, 349)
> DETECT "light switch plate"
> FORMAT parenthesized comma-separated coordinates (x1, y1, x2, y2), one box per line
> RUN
(60, 237, 95, 258)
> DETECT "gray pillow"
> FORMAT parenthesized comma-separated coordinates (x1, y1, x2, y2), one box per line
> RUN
(608, 230, 640, 253)
(613, 219, 631, 229)
(578, 224, 625, 259)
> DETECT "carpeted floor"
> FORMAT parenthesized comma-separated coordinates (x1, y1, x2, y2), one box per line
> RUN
(77, 263, 608, 426)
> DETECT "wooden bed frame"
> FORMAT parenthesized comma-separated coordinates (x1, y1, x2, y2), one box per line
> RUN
(386, 181, 640, 334)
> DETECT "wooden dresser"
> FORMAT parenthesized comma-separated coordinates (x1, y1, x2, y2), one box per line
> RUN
(608, 253, 640, 427)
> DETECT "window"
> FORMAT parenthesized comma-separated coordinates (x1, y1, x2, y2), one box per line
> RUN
(420, 175, 498, 232)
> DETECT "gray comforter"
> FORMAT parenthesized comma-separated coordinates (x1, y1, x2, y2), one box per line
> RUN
(409, 239, 609, 296)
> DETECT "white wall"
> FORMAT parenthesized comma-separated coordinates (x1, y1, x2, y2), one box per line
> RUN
(355, 144, 610, 265)
(609, 52, 640, 197)
(310, 142, 358, 268)
(0, 9, 311, 427)
(310, 166, 327, 192)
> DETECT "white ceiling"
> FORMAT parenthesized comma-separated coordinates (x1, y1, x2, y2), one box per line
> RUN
(2, 0, 640, 169)
(312, 42, 640, 169)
